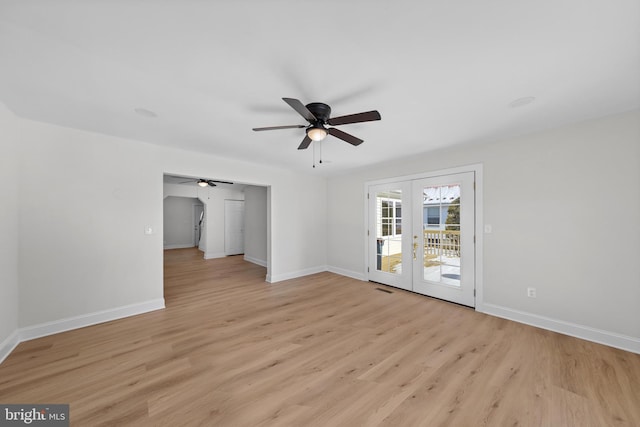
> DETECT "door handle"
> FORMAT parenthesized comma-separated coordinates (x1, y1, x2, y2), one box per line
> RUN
(413, 235, 418, 260)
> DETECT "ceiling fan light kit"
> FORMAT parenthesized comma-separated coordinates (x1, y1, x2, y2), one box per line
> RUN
(307, 125, 327, 141)
(252, 98, 381, 162)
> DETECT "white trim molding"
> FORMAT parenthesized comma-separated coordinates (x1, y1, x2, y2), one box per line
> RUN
(0, 330, 21, 365)
(267, 265, 327, 283)
(164, 244, 196, 250)
(204, 252, 226, 260)
(244, 255, 267, 267)
(327, 266, 366, 281)
(20, 298, 165, 342)
(482, 303, 640, 354)
(0, 299, 166, 365)
(267, 265, 366, 283)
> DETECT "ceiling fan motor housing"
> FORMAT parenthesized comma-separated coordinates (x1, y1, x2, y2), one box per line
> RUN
(306, 103, 331, 123)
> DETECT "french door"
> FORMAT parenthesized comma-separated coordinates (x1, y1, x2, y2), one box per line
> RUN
(368, 172, 475, 307)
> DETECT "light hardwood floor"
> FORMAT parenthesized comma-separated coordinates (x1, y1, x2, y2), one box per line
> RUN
(1, 248, 639, 426)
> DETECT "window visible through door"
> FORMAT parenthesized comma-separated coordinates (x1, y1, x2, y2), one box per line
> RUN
(381, 198, 402, 237)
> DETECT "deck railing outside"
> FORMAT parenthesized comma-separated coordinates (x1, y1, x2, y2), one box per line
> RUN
(424, 230, 460, 257)
(377, 230, 461, 273)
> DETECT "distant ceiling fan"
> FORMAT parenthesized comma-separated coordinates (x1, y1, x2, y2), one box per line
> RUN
(252, 98, 381, 149)
(179, 178, 234, 187)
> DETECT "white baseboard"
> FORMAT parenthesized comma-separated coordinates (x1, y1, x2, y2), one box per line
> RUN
(267, 265, 327, 283)
(482, 303, 640, 354)
(204, 252, 226, 260)
(19, 299, 165, 342)
(0, 298, 166, 365)
(244, 255, 267, 267)
(0, 330, 20, 365)
(327, 266, 366, 281)
(164, 244, 196, 250)
(266, 265, 365, 283)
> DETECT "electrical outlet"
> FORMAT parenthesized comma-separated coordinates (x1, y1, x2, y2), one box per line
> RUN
(527, 287, 536, 298)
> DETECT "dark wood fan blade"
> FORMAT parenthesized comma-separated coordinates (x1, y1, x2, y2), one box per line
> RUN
(328, 128, 364, 146)
(253, 125, 306, 131)
(327, 110, 381, 126)
(209, 180, 234, 185)
(298, 135, 312, 150)
(283, 98, 317, 122)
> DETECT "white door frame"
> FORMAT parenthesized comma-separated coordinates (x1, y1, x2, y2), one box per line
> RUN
(364, 164, 484, 311)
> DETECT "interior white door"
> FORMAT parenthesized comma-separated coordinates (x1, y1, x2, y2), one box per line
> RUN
(412, 172, 475, 307)
(225, 200, 245, 255)
(368, 172, 475, 307)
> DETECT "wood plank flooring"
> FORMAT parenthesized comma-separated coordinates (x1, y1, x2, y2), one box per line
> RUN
(1, 247, 639, 426)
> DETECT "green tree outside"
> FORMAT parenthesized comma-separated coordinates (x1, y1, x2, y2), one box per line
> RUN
(445, 197, 460, 231)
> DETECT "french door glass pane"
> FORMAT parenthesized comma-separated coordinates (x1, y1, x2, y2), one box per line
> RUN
(376, 189, 402, 274)
(422, 184, 461, 286)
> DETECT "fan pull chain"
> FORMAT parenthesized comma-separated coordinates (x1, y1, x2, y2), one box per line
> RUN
(312, 141, 316, 168)
(319, 141, 323, 164)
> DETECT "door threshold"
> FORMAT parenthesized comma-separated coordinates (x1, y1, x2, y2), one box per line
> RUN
(368, 280, 474, 309)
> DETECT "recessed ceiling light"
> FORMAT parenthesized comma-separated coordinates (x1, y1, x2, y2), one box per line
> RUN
(134, 107, 158, 118)
(509, 97, 536, 108)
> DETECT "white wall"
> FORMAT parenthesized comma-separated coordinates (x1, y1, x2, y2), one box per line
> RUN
(244, 185, 268, 266)
(18, 122, 165, 327)
(0, 102, 20, 361)
(163, 196, 202, 249)
(16, 118, 327, 330)
(327, 111, 640, 351)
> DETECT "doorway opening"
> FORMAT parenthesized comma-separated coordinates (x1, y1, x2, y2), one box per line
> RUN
(162, 174, 270, 302)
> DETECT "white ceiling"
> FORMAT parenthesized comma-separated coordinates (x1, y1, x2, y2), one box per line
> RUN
(1, 0, 638, 176)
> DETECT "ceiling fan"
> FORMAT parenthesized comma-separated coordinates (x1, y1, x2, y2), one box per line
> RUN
(179, 178, 234, 187)
(252, 98, 381, 150)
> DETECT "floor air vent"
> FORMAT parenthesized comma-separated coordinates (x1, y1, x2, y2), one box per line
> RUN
(375, 288, 393, 294)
